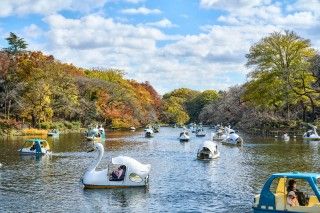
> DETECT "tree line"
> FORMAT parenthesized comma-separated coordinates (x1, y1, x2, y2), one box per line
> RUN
(1, 31, 319, 131)
(200, 31, 320, 130)
(0, 33, 162, 130)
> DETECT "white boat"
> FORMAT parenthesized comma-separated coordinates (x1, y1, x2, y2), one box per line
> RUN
(82, 143, 151, 188)
(196, 128, 206, 137)
(18, 139, 51, 155)
(223, 130, 243, 146)
(145, 128, 154, 138)
(303, 124, 320, 140)
(282, 133, 290, 141)
(129, 127, 136, 131)
(211, 128, 224, 140)
(197, 141, 220, 160)
(47, 129, 59, 137)
(179, 130, 190, 142)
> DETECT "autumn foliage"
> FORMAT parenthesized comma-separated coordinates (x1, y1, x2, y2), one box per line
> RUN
(0, 50, 162, 129)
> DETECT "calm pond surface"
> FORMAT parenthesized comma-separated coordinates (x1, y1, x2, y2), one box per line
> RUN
(1, 127, 320, 212)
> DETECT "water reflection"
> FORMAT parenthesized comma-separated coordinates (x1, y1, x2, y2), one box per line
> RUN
(19, 153, 52, 162)
(83, 188, 148, 211)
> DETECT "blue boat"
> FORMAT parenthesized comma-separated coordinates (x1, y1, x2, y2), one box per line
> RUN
(253, 172, 320, 212)
(85, 126, 106, 141)
(18, 139, 51, 155)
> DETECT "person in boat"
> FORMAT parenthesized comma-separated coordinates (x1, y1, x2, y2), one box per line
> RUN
(111, 165, 126, 181)
(287, 191, 299, 207)
(287, 179, 309, 206)
(30, 143, 36, 151)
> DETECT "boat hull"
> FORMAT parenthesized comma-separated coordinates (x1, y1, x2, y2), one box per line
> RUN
(83, 184, 147, 189)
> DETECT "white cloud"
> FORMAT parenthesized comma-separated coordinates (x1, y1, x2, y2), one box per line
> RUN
(0, 0, 108, 17)
(41, 14, 277, 93)
(4, 0, 319, 93)
(23, 24, 43, 39)
(287, 0, 320, 13)
(124, 0, 145, 3)
(120, 7, 161, 15)
(145, 18, 177, 28)
(199, 0, 265, 10)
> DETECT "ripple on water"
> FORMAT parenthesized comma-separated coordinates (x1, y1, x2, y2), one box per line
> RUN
(1, 128, 320, 212)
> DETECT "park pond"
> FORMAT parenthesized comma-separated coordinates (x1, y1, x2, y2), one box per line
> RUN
(1, 127, 320, 212)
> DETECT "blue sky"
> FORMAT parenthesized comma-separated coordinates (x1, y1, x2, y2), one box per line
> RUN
(0, 0, 319, 94)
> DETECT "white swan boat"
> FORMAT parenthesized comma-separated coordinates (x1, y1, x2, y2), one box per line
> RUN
(197, 141, 220, 160)
(196, 128, 206, 137)
(211, 128, 224, 140)
(303, 124, 320, 140)
(282, 133, 290, 141)
(18, 139, 51, 155)
(223, 130, 243, 146)
(145, 128, 154, 138)
(82, 143, 151, 188)
(179, 130, 190, 142)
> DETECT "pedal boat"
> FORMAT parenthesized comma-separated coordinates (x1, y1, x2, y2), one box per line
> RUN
(253, 172, 320, 212)
(18, 139, 51, 155)
(196, 129, 206, 137)
(222, 130, 243, 146)
(145, 128, 154, 138)
(179, 130, 190, 142)
(197, 141, 220, 160)
(82, 143, 151, 189)
(303, 125, 320, 140)
(85, 127, 106, 141)
(47, 129, 59, 137)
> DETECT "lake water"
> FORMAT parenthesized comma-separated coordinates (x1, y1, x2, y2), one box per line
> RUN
(1, 127, 320, 212)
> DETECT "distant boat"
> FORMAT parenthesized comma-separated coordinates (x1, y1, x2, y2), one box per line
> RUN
(179, 129, 190, 142)
(18, 139, 51, 155)
(47, 129, 59, 137)
(130, 127, 136, 131)
(145, 128, 154, 138)
(197, 141, 220, 160)
(152, 125, 160, 133)
(196, 128, 206, 137)
(303, 124, 320, 140)
(85, 126, 106, 141)
(222, 129, 243, 146)
(282, 133, 290, 141)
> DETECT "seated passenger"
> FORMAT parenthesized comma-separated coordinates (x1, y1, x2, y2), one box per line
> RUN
(110, 165, 126, 181)
(287, 191, 299, 207)
(30, 143, 36, 151)
(287, 179, 309, 206)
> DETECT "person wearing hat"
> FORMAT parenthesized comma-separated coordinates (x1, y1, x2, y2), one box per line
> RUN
(287, 191, 299, 207)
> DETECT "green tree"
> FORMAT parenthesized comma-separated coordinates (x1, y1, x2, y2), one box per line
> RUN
(245, 30, 317, 121)
(187, 90, 219, 122)
(163, 96, 189, 125)
(3, 32, 28, 54)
